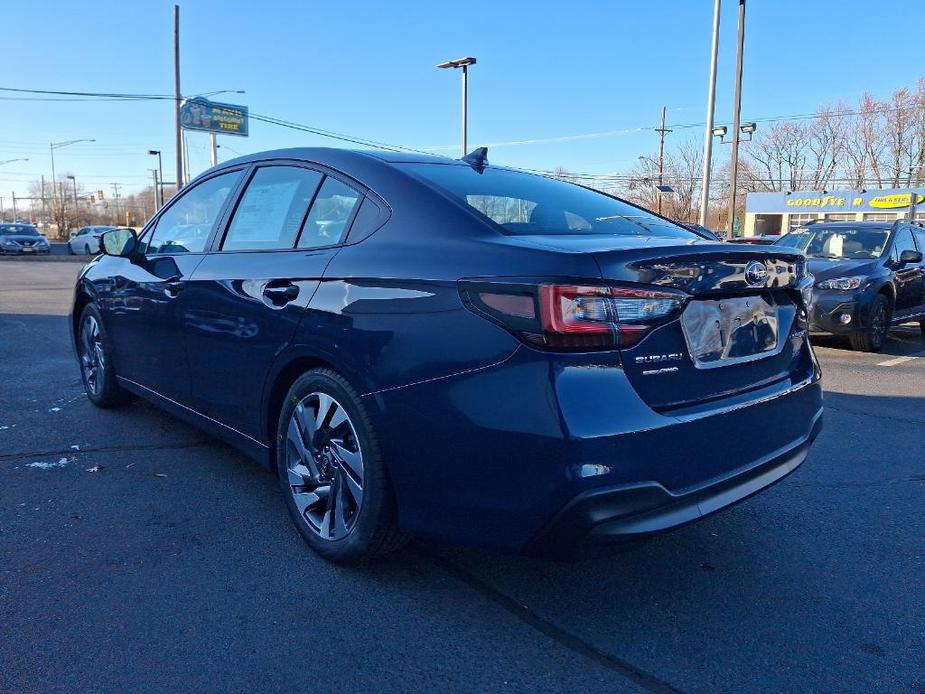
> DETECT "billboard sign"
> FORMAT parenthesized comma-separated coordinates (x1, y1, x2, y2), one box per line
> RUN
(181, 97, 249, 137)
(746, 187, 925, 213)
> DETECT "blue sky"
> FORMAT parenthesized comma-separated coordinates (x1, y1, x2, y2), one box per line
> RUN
(2, 0, 920, 199)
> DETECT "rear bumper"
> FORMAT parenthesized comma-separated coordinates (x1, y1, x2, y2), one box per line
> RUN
(370, 344, 823, 554)
(526, 410, 822, 557)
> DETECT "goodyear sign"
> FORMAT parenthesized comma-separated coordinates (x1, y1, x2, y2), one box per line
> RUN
(746, 187, 925, 213)
(180, 97, 249, 137)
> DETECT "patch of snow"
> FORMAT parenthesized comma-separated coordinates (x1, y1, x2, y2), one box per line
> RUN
(49, 407, 62, 413)
(28, 458, 69, 469)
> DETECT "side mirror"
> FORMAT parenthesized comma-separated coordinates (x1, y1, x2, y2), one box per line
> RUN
(100, 228, 139, 258)
(898, 249, 923, 265)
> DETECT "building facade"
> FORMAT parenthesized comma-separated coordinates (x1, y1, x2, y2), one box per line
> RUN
(743, 188, 925, 237)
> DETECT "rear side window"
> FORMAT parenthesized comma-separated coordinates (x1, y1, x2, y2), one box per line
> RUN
(297, 177, 361, 249)
(403, 164, 695, 239)
(222, 166, 323, 251)
(146, 170, 242, 254)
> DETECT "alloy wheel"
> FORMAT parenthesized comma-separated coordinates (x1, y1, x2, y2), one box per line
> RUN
(871, 304, 887, 347)
(79, 314, 105, 396)
(285, 392, 365, 541)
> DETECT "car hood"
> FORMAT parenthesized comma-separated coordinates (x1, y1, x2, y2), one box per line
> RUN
(0, 235, 45, 244)
(807, 258, 879, 282)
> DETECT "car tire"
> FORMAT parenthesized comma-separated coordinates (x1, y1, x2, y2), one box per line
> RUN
(919, 319, 925, 338)
(77, 304, 134, 408)
(849, 294, 891, 352)
(276, 368, 406, 564)
(67, 243, 75, 255)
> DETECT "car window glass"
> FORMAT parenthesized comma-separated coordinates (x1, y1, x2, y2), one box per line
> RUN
(145, 170, 242, 255)
(892, 228, 916, 260)
(405, 164, 696, 239)
(297, 177, 361, 249)
(345, 196, 383, 243)
(913, 229, 925, 254)
(222, 167, 323, 251)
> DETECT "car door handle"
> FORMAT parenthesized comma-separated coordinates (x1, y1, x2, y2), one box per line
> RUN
(263, 284, 300, 304)
(164, 279, 185, 296)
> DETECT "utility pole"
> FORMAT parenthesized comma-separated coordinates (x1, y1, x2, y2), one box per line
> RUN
(699, 0, 722, 227)
(655, 106, 672, 216)
(726, 0, 747, 239)
(174, 4, 184, 191)
(209, 132, 218, 167)
(111, 183, 122, 225)
(12, 193, 17, 219)
(40, 176, 47, 228)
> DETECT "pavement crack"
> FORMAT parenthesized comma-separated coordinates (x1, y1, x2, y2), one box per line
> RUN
(414, 546, 685, 694)
(0, 440, 214, 463)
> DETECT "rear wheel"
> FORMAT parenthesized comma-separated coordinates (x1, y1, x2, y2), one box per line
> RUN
(849, 294, 890, 352)
(77, 304, 133, 408)
(276, 369, 406, 564)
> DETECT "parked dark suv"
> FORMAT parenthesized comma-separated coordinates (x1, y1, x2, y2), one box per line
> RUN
(70, 148, 822, 563)
(775, 221, 925, 351)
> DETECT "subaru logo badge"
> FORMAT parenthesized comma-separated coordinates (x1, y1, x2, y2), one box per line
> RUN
(744, 260, 768, 287)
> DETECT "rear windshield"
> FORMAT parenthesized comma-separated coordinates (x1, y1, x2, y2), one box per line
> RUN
(775, 226, 889, 260)
(403, 164, 697, 239)
(0, 224, 39, 236)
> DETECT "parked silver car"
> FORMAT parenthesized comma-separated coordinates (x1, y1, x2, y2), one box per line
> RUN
(67, 226, 116, 255)
(0, 223, 50, 255)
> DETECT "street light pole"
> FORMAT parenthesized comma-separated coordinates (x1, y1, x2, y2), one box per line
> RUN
(699, 0, 722, 227)
(436, 57, 477, 156)
(726, 0, 747, 239)
(50, 139, 94, 236)
(148, 150, 164, 208)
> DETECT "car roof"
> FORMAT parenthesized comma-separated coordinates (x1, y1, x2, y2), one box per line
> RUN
(218, 147, 458, 169)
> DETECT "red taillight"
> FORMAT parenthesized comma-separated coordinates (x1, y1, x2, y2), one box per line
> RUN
(460, 281, 687, 351)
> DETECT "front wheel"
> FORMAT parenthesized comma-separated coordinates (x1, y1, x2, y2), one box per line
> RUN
(77, 305, 133, 408)
(849, 294, 890, 352)
(276, 369, 406, 564)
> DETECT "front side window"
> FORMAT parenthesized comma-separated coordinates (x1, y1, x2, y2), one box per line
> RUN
(403, 164, 697, 239)
(892, 227, 916, 260)
(913, 229, 925, 252)
(222, 166, 323, 251)
(146, 170, 242, 254)
(297, 177, 361, 249)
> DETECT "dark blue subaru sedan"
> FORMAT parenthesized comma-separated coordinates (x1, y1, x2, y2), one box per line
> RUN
(70, 148, 822, 563)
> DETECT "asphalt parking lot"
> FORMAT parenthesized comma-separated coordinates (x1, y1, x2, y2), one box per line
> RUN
(1, 260, 923, 693)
